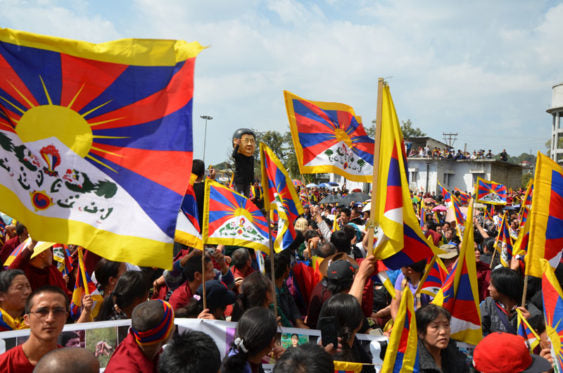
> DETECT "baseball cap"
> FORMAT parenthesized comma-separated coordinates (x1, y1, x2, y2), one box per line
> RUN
(472, 332, 552, 373)
(326, 260, 356, 281)
(196, 280, 236, 311)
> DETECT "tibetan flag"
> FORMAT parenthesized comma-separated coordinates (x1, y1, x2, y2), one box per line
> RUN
(437, 181, 452, 205)
(526, 153, 563, 278)
(417, 255, 449, 297)
(519, 180, 533, 227)
(454, 188, 470, 206)
(202, 180, 270, 253)
(373, 83, 439, 269)
(494, 212, 513, 267)
(260, 142, 304, 252)
(174, 183, 203, 250)
(283, 90, 374, 183)
(450, 196, 466, 239)
(419, 199, 426, 228)
(516, 308, 540, 352)
(540, 259, 563, 371)
(432, 199, 482, 345)
(334, 361, 364, 373)
(380, 286, 419, 373)
(376, 260, 397, 299)
(475, 177, 507, 205)
(0, 28, 204, 269)
(70, 247, 103, 320)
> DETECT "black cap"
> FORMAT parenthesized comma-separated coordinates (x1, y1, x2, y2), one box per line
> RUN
(196, 280, 236, 310)
(326, 260, 356, 281)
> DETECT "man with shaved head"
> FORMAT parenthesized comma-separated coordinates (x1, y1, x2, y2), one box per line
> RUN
(33, 347, 99, 373)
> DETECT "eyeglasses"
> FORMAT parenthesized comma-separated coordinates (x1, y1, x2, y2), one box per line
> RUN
(29, 307, 68, 318)
(241, 138, 255, 145)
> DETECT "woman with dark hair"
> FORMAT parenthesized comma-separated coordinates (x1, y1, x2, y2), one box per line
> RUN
(317, 293, 374, 373)
(96, 271, 149, 321)
(415, 304, 468, 372)
(94, 259, 127, 296)
(480, 267, 540, 335)
(221, 307, 278, 373)
(231, 272, 274, 322)
(0, 269, 31, 331)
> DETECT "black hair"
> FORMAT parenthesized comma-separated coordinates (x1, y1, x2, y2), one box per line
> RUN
(340, 208, 351, 217)
(342, 225, 357, 243)
(527, 314, 546, 335)
(159, 330, 221, 373)
(231, 248, 250, 270)
(415, 304, 451, 337)
(325, 276, 353, 295)
(183, 252, 210, 282)
(93, 259, 122, 294)
(288, 230, 305, 253)
(0, 269, 25, 293)
(96, 271, 148, 321)
(221, 307, 277, 373)
(269, 250, 291, 281)
(231, 272, 272, 322)
(315, 242, 336, 258)
(131, 299, 170, 333)
(407, 259, 427, 274)
(192, 159, 205, 178)
(60, 330, 81, 347)
(25, 285, 68, 314)
(482, 237, 496, 254)
(15, 222, 26, 236)
(273, 343, 334, 373)
(330, 230, 350, 254)
(304, 230, 320, 242)
(491, 267, 523, 303)
(317, 293, 363, 362)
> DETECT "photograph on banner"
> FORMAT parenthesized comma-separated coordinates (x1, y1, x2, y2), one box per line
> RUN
(61, 330, 85, 348)
(85, 326, 119, 368)
(280, 332, 310, 348)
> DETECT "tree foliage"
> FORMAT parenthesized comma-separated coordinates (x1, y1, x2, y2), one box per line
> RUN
(365, 119, 425, 138)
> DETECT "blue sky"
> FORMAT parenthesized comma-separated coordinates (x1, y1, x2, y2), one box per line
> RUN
(1, 0, 562, 166)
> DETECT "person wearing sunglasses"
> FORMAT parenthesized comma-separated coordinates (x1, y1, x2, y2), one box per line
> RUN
(0, 285, 69, 373)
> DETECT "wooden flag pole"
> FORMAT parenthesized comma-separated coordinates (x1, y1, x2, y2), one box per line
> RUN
(266, 212, 278, 318)
(521, 274, 529, 307)
(201, 249, 207, 310)
(366, 78, 385, 258)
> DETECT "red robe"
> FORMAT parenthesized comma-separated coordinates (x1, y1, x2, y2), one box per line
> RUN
(8, 248, 70, 297)
(0, 345, 35, 373)
(168, 282, 194, 311)
(105, 331, 160, 373)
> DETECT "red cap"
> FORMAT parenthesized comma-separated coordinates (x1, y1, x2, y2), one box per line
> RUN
(473, 332, 551, 373)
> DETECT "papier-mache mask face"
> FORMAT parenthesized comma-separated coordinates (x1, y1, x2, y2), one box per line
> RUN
(238, 134, 256, 157)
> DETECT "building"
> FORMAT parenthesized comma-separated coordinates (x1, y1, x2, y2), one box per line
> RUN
(547, 82, 563, 165)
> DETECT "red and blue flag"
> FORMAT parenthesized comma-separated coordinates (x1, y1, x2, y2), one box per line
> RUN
(418, 255, 449, 297)
(454, 188, 470, 206)
(260, 143, 304, 252)
(202, 180, 270, 253)
(0, 28, 203, 269)
(175, 182, 203, 250)
(374, 83, 439, 270)
(494, 212, 513, 267)
(540, 259, 563, 370)
(70, 247, 103, 320)
(437, 181, 452, 205)
(284, 90, 374, 183)
(516, 308, 540, 351)
(475, 177, 507, 205)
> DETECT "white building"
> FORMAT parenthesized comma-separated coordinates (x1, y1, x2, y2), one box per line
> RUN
(548, 82, 563, 165)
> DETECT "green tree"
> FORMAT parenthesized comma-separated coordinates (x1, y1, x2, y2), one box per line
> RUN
(366, 119, 425, 138)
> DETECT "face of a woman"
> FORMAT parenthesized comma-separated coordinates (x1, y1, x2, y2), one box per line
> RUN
(0, 274, 32, 314)
(421, 313, 450, 350)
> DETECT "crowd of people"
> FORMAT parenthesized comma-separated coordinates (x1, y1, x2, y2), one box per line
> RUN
(408, 145, 509, 162)
(0, 158, 560, 373)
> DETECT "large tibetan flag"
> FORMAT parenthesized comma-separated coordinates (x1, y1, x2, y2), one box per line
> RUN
(526, 153, 563, 277)
(494, 212, 513, 267)
(417, 255, 449, 297)
(0, 28, 204, 269)
(373, 83, 439, 269)
(516, 308, 540, 352)
(260, 142, 304, 252)
(380, 286, 419, 373)
(70, 247, 104, 320)
(283, 90, 374, 182)
(475, 177, 507, 205)
(432, 200, 482, 345)
(174, 182, 203, 250)
(202, 180, 270, 253)
(540, 259, 563, 371)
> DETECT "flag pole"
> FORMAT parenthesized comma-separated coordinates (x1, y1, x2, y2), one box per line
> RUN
(201, 249, 207, 310)
(367, 78, 385, 257)
(266, 213, 278, 318)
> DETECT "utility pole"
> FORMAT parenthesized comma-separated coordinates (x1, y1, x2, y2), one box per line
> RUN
(201, 115, 213, 163)
(442, 132, 458, 149)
